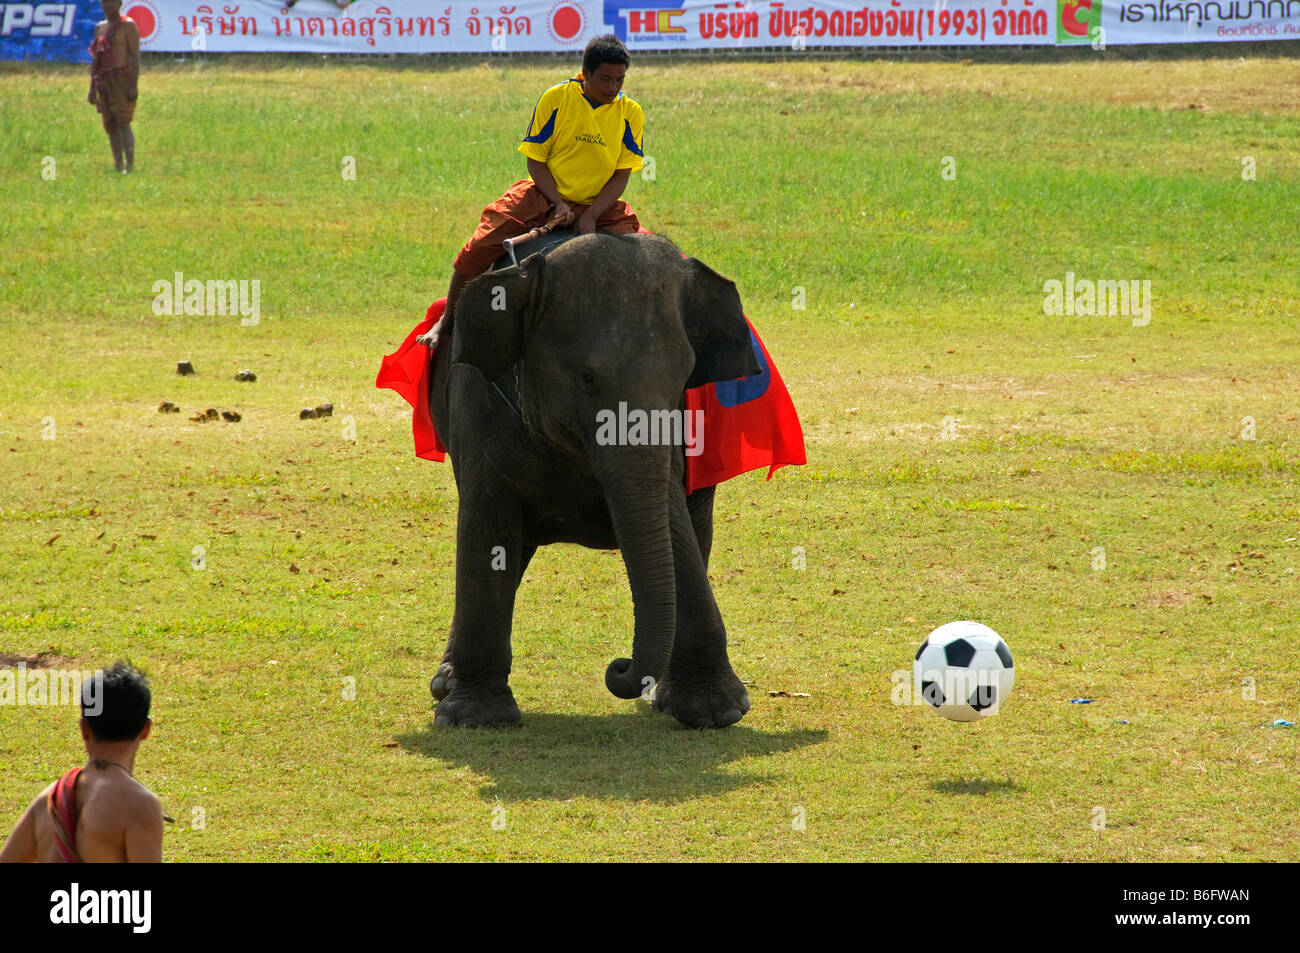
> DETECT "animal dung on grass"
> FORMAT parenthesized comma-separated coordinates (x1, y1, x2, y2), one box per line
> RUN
(158, 401, 180, 413)
(221, 411, 242, 422)
(177, 360, 196, 375)
(300, 403, 334, 420)
(235, 369, 257, 382)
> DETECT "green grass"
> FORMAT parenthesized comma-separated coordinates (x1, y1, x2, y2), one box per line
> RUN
(0, 54, 1297, 861)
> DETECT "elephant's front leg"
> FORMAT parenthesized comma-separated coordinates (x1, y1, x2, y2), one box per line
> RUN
(433, 495, 528, 727)
(431, 544, 536, 702)
(685, 484, 716, 571)
(652, 492, 750, 729)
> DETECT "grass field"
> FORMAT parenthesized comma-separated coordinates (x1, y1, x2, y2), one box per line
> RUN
(1, 50, 1298, 862)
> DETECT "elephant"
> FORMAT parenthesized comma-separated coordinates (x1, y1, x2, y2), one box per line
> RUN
(427, 230, 761, 729)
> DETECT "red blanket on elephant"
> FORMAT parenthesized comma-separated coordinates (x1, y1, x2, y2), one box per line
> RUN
(375, 301, 805, 494)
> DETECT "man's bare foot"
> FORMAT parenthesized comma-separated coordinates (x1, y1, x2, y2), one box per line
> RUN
(416, 325, 441, 348)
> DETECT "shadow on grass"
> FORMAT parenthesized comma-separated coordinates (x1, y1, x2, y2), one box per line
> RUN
(397, 709, 827, 803)
(930, 778, 1022, 796)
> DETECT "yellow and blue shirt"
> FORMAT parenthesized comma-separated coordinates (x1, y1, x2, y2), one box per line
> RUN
(518, 74, 645, 207)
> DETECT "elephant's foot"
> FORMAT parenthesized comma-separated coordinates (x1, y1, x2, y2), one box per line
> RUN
(652, 670, 750, 729)
(429, 660, 457, 701)
(434, 682, 521, 728)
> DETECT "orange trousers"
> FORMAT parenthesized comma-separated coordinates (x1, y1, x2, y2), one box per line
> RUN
(453, 178, 640, 278)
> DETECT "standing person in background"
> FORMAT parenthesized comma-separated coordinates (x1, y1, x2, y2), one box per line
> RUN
(88, 0, 140, 173)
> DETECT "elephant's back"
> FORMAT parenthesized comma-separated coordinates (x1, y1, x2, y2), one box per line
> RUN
(490, 227, 578, 272)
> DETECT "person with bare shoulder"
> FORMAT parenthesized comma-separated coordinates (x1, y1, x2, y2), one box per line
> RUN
(87, 0, 140, 173)
(0, 662, 164, 863)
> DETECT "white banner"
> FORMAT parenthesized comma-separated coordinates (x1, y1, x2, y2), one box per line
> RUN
(114, 0, 1300, 52)
(1101, 0, 1300, 43)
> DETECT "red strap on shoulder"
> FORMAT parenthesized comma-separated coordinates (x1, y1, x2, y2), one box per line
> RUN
(47, 767, 83, 863)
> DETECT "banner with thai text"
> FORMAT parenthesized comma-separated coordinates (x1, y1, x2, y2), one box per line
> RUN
(2, 0, 1297, 61)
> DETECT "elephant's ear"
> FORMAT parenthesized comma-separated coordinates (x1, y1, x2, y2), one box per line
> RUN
(451, 256, 545, 380)
(682, 258, 761, 390)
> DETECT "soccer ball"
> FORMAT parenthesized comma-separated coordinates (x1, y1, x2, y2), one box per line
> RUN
(913, 621, 1014, 722)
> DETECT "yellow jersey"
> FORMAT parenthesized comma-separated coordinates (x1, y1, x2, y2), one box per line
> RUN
(518, 74, 645, 207)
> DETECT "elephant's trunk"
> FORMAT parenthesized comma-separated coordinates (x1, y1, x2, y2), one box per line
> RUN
(600, 458, 676, 700)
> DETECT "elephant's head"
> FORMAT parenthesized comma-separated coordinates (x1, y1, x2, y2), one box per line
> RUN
(451, 233, 759, 700)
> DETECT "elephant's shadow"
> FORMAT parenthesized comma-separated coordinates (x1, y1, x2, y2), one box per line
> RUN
(396, 710, 827, 803)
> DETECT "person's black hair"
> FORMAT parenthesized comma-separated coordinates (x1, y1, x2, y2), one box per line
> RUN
(82, 661, 151, 741)
(582, 34, 630, 77)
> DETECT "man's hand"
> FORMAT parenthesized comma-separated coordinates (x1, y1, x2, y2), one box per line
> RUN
(527, 158, 576, 227)
(551, 199, 574, 226)
(88, 90, 97, 105)
(575, 169, 631, 236)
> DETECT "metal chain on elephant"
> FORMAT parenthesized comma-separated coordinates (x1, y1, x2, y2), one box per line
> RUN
(490, 380, 522, 423)
(487, 360, 524, 425)
(512, 360, 532, 431)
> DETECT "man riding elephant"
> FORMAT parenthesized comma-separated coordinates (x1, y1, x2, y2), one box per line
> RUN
(418, 34, 644, 351)
(374, 32, 806, 729)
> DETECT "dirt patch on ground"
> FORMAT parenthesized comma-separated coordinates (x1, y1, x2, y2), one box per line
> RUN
(0, 651, 73, 668)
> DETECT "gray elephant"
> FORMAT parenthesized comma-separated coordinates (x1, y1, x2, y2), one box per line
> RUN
(428, 231, 761, 729)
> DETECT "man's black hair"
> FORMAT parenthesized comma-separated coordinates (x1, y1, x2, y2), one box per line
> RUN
(82, 661, 151, 742)
(582, 34, 630, 76)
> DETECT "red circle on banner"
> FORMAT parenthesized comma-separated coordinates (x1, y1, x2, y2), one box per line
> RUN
(551, 5, 582, 39)
(125, 4, 157, 40)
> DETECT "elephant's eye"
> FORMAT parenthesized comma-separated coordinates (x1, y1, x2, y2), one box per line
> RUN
(580, 370, 597, 389)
